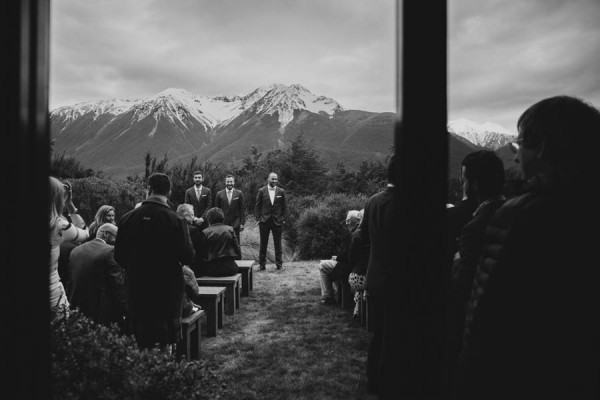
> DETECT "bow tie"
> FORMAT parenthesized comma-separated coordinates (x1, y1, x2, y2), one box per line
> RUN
(269, 187, 276, 191)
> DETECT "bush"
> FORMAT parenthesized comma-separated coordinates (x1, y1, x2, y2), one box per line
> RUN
(69, 177, 146, 224)
(294, 193, 369, 260)
(50, 309, 226, 399)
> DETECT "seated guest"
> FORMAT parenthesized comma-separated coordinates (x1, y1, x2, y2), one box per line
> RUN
(87, 205, 116, 241)
(176, 203, 206, 276)
(181, 265, 201, 318)
(197, 207, 240, 277)
(68, 223, 125, 329)
(318, 210, 361, 305)
(348, 209, 370, 319)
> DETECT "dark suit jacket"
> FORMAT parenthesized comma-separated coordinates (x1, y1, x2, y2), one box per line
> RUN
(359, 186, 396, 295)
(184, 185, 212, 219)
(214, 188, 245, 230)
(115, 197, 195, 321)
(254, 185, 288, 226)
(68, 238, 125, 325)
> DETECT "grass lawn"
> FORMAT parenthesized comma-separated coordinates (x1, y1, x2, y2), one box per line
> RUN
(201, 261, 375, 400)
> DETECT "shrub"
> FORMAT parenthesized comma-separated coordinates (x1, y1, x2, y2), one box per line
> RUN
(69, 177, 146, 224)
(50, 309, 226, 400)
(294, 193, 369, 260)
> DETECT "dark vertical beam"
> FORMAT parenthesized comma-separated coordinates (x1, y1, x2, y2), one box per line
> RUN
(385, 0, 448, 397)
(1, 0, 51, 398)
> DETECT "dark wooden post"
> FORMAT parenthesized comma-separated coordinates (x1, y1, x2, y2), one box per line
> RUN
(381, 0, 448, 398)
(1, 0, 51, 398)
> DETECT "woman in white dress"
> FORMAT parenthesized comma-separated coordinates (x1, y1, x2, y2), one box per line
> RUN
(49, 177, 89, 312)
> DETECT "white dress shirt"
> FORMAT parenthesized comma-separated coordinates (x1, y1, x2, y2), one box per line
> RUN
(268, 186, 276, 205)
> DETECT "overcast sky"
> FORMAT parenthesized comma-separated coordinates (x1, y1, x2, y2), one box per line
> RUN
(50, 0, 600, 133)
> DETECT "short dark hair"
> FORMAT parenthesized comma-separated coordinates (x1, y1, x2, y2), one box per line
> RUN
(148, 173, 170, 196)
(462, 150, 505, 198)
(205, 207, 225, 225)
(518, 95, 600, 166)
(193, 171, 203, 177)
(225, 174, 234, 180)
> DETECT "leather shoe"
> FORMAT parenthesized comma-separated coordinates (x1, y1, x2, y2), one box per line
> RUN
(276, 265, 283, 270)
(258, 264, 266, 271)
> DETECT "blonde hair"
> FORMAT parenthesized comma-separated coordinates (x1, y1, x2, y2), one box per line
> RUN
(49, 176, 66, 231)
(93, 205, 115, 227)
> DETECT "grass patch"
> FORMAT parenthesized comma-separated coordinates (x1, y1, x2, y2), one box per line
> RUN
(201, 261, 374, 400)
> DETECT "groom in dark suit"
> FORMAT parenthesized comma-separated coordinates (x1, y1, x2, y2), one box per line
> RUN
(254, 172, 288, 270)
(184, 171, 212, 230)
(215, 174, 245, 251)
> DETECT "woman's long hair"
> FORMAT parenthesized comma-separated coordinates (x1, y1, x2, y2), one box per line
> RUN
(49, 176, 65, 231)
(93, 205, 115, 227)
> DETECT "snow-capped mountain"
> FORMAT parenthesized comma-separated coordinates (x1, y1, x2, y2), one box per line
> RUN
(448, 118, 516, 150)
(50, 85, 471, 179)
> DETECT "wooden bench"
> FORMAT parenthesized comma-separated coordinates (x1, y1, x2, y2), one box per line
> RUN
(334, 277, 354, 310)
(235, 259, 256, 296)
(196, 273, 242, 315)
(193, 286, 225, 337)
(177, 308, 205, 361)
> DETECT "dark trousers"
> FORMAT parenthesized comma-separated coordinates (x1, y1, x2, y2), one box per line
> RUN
(367, 293, 385, 394)
(258, 223, 282, 267)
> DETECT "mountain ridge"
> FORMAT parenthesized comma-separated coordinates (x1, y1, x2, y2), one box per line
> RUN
(51, 85, 503, 179)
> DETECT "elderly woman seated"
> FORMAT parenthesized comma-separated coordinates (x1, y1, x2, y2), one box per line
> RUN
(196, 207, 241, 277)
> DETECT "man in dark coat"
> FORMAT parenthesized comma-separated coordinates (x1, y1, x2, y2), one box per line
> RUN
(359, 156, 398, 396)
(184, 170, 212, 230)
(115, 173, 195, 353)
(68, 223, 125, 329)
(442, 150, 506, 394)
(254, 172, 288, 270)
(456, 96, 600, 398)
(214, 174, 245, 251)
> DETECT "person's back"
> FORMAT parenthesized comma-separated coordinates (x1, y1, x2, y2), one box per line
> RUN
(198, 207, 240, 277)
(69, 223, 124, 326)
(456, 95, 600, 398)
(115, 173, 194, 351)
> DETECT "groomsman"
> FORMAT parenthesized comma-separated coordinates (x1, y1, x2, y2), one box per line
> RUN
(215, 174, 246, 253)
(184, 171, 212, 230)
(254, 172, 288, 271)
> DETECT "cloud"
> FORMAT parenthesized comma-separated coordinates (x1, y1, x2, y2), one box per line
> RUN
(50, 0, 396, 112)
(449, 0, 600, 132)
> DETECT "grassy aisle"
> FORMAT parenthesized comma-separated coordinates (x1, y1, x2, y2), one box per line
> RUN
(201, 261, 374, 400)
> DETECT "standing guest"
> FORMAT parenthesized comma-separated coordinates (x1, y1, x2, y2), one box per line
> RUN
(318, 210, 361, 306)
(176, 203, 206, 276)
(348, 209, 370, 320)
(197, 207, 240, 277)
(115, 173, 195, 354)
(184, 171, 212, 230)
(214, 174, 246, 251)
(68, 223, 125, 329)
(254, 172, 288, 271)
(446, 176, 478, 266)
(87, 205, 116, 241)
(456, 96, 600, 398)
(442, 150, 505, 394)
(49, 177, 89, 312)
(359, 155, 397, 396)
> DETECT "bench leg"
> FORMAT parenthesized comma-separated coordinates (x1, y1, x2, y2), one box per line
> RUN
(235, 282, 241, 309)
(190, 322, 200, 359)
(225, 286, 235, 315)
